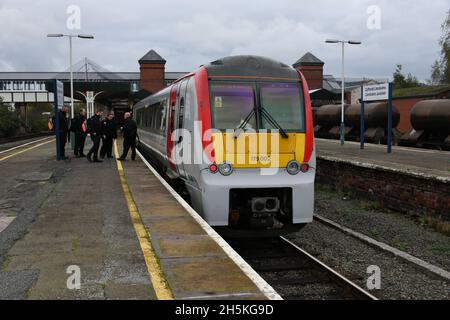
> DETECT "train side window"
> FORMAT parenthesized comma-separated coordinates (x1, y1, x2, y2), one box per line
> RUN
(170, 102, 176, 132)
(178, 97, 184, 129)
(136, 109, 141, 126)
(160, 99, 167, 132)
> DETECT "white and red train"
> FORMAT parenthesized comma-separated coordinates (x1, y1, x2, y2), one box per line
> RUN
(133, 55, 316, 236)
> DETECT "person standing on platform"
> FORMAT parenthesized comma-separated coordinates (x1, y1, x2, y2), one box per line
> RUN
(53, 105, 70, 160)
(100, 113, 117, 159)
(72, 108, 87, 157)
(118, 112, 137, 161)
(86, 110, 103, 163)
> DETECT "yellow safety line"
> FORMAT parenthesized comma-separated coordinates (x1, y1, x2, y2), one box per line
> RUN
(113, 140, 174, 300)
(0, 139, 54, 162)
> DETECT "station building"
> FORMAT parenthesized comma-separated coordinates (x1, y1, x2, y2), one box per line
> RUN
(2, 49, 448, 132)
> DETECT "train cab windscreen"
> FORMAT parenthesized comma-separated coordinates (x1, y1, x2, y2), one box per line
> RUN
(260, 82, 305, 132)
(210, 81, 305, 132)
(210, 83, 256, 131)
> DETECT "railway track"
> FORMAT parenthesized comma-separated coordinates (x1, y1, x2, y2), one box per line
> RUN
(227, 236, 377, 300)
(0, 132, 52, 145)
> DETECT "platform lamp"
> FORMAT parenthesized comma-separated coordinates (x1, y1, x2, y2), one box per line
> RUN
(47, 34, 94, 149)
(325, 39, 362, 145)
(47, 34, 94, 119)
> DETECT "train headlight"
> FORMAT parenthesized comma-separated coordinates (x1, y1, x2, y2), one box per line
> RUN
(218, 162, 233, 176)
(209, 163, 218, 173)
(286, 160, 301, 175)
(300, 163, 310, 173)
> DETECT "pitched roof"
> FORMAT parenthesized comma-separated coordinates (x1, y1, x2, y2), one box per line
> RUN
(138, 49, 166, 64)
(293, 52, 324, 67)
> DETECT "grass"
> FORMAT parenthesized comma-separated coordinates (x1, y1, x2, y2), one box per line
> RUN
(430, 244, 450, 254)
(360, 200, 383, 211)
(419, 216, 450, 236)
(393, 84, 450, 98)
(1, 255, 11, 270)
(369, 228, 380, 238)
(394, 241, 410, 252)
(71, 238, 79, 252)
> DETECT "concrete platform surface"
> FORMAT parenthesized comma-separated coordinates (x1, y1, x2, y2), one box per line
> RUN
(316, 139, 450, 181)
(0, 137, 273, 300)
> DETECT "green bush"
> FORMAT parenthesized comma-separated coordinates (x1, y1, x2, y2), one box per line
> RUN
(0, 105, 20, 138)
(25, 103, 53, 133)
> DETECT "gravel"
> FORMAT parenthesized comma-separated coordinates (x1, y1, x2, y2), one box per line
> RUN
(285, 185, 450, 300)
(315, 185, 450, 272)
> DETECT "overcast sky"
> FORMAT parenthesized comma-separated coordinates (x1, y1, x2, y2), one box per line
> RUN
(0, 0, 448, 81)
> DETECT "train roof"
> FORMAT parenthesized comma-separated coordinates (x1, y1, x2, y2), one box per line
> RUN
(133, 85, 170, 110)
(203, 55, 300, 81)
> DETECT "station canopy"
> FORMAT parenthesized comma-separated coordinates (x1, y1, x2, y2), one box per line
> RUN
(47, 57, 144, 106)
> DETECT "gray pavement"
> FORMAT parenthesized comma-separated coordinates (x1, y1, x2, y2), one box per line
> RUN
(316, 138, 450, 180)
(0, 140, 155, 299)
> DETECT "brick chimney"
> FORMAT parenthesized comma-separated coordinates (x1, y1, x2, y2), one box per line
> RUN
(138, 49, 166, 93)
(293, 52, 324, 90)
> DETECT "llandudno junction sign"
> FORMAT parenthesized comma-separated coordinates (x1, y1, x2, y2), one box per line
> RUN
(360, 82, 393, 153)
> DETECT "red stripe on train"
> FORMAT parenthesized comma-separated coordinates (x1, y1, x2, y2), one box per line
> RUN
(194, 67, 214, 162)
(299, 71, 314, 163)
(167, 84, 178, 170)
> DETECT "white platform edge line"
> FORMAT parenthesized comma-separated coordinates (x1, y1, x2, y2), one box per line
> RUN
(136, 150, 283, 301)
(315, 214, 450, 281)
(0, 136, 54, 155)
(315, 138, 450, 155)
(180, 292, 257, 300)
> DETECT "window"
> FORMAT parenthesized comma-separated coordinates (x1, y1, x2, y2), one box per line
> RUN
(260, 82, 305, 131)
(178, 97, 184, 129)
(210, 82, 256, 130)
(138, 98, 167, 133)
(160, 99, 167, 131)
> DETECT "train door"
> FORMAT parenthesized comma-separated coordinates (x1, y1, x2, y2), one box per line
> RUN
(173, 79, 188, 177)
(167, 84, 178, 172)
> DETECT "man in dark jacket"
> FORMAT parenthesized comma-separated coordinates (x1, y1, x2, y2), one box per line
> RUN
(100, 113, 117, 159)
(86, 111, 103, 163)
(118, 112, 137, 161)
(52, 106, 70, 160)
(71, 108, 87, 157)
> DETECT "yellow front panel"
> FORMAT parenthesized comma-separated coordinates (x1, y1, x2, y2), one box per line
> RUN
(212, 132, 306, 168)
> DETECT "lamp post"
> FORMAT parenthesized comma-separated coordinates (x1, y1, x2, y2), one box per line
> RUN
(47, 34, 94, 119)
(325, 39, 361, 145)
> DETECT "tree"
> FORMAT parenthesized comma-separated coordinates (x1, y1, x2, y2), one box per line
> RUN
(0, 98, 20, 138)
(440, 10, 450, 83)
(393, 64, 421, 88)
(429, 60, 443, 85)
(430, 10, 450, 84)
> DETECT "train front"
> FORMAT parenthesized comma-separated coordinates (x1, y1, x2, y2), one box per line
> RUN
(195, 56, 316, 237)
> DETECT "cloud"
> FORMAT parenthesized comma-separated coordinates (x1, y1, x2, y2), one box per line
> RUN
(0, 0, 448, 81)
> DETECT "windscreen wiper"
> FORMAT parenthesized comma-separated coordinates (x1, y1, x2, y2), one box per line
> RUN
(260, 107, 289, 138)
(234, 108, 256, 138)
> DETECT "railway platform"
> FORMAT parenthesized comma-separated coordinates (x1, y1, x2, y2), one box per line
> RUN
(315, 139, 450, 219)
(0, 137, 277, 300)
(316, 138, 450, 180)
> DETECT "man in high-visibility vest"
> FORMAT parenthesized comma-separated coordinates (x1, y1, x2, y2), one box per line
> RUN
(71, 108, 87, 157)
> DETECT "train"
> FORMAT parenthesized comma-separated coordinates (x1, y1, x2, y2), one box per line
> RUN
(314, 102, 401, 144)
(399, 99, 450, 150)
(314, 99, 450, 150)
(133, 55, 316, 236)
